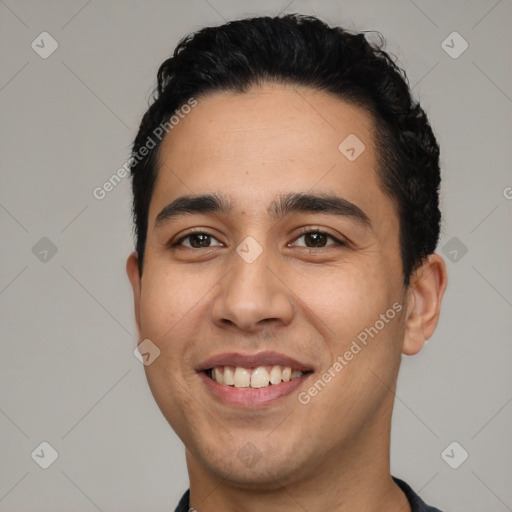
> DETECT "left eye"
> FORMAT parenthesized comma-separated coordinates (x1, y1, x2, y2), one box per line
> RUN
(292, 231, 342, 248)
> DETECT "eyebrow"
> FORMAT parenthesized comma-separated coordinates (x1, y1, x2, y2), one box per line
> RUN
(154, 192, 371, 229)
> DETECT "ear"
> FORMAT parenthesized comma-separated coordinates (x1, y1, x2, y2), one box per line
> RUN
(402, 253, 448, 355)
(126, 251, 142, 340)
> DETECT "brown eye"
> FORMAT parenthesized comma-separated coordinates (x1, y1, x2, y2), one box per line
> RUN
(175, 233, 223, 248)
(304, 232, 328, 247)
(293, 230, 342, 248)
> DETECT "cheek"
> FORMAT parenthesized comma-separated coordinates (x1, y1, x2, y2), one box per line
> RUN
(300, 262, 391, 334)
(139, 264, 206, 341)
(138, 263, 218, 387)
(298, 260, 402, 378)
(138, 267, 205, 434)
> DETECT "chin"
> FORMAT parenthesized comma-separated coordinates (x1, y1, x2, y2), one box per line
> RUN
(191, 436, 319, 490)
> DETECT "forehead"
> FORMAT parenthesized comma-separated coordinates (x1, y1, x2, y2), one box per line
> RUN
(158, 84, 374, 173)
(151, 84, 396, 228)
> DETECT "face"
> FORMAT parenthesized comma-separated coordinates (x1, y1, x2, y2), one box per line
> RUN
(127, 84, 418, 489)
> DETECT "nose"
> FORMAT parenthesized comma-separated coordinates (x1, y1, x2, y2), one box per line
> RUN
(210, 246, 295, 332)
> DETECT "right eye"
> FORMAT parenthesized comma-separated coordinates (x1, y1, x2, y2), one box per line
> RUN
(172, 232, 224, 249)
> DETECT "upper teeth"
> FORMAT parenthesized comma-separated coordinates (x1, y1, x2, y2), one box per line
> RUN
(210, 366, 304, 388)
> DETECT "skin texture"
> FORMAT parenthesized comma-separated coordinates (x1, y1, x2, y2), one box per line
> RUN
(126, 83, 448, 512)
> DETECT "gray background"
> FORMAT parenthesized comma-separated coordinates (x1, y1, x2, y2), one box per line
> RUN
(1, 0, 511, 511)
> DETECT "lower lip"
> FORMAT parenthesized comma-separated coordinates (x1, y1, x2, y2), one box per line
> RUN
(199, 371, 311, 407)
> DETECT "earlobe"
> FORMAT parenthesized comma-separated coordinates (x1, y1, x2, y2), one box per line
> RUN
(126, 251, 142, 339)
(402, 253, 448, 356)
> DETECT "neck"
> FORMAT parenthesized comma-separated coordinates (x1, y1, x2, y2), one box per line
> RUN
(185, 401, 410, 512)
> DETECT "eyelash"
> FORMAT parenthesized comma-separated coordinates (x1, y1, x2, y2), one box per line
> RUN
(171, 228, 346, 250)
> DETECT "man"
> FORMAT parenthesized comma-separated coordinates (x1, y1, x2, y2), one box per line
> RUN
(126, 13, 448, 512)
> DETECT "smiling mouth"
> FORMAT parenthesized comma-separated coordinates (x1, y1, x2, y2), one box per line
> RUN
(205, 365, 313, 389)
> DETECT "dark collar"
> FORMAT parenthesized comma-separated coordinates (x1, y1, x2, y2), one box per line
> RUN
(173, 476, 444, 511)
(392, 477, 444, 512)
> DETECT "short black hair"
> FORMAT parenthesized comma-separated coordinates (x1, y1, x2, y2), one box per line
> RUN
(129, 13, 441, 285)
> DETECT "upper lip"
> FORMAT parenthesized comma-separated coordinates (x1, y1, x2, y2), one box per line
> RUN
(196, 351, 313, 372)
